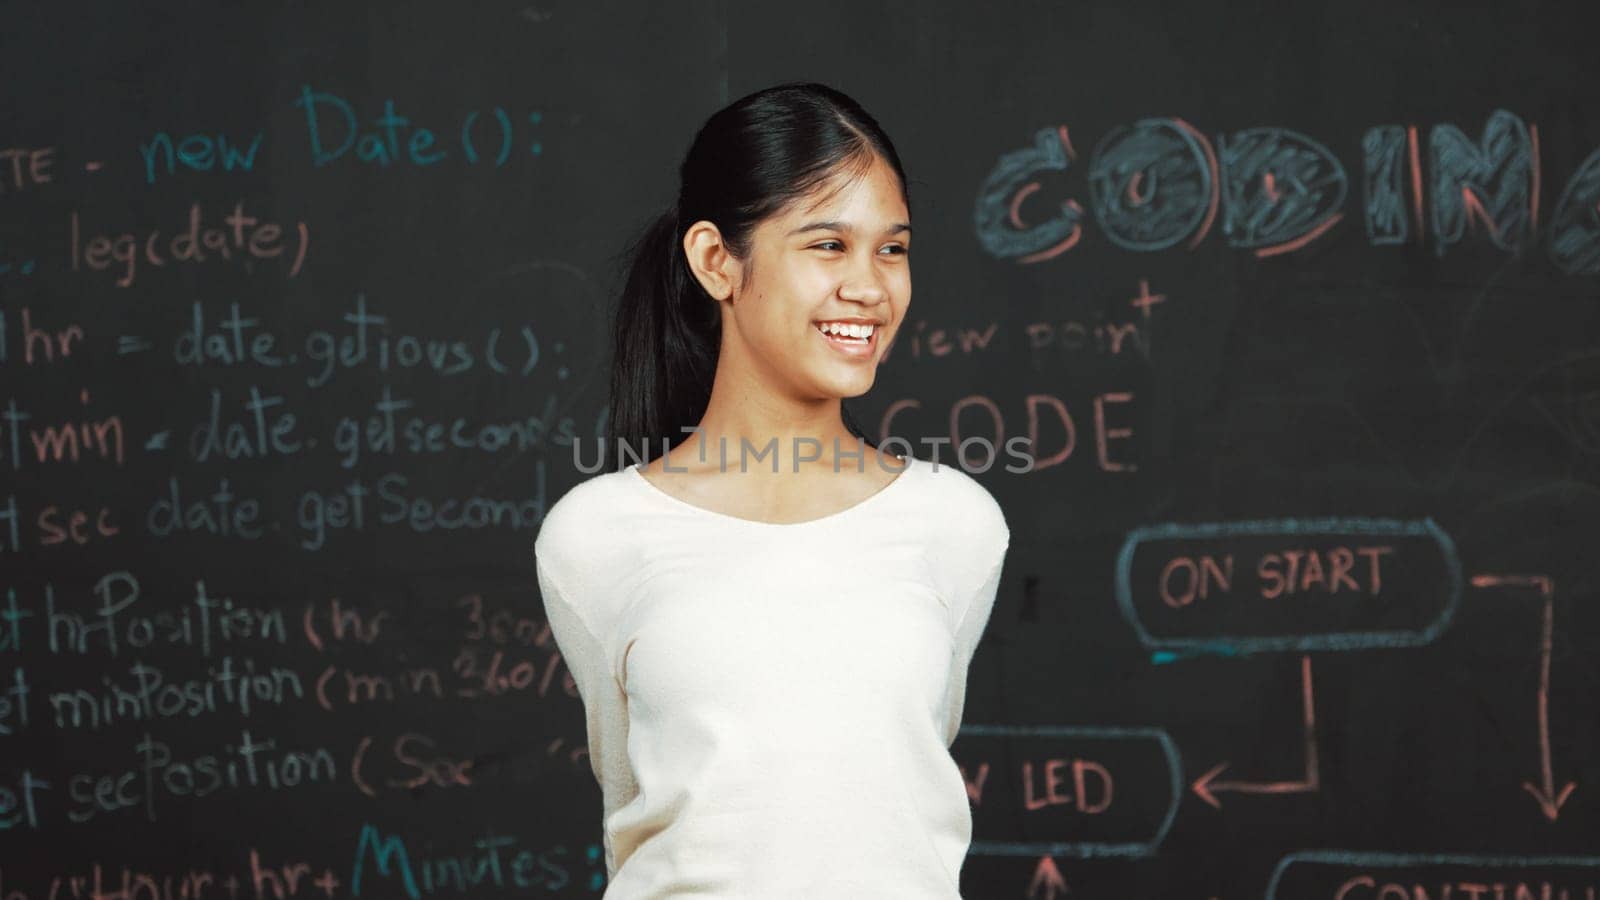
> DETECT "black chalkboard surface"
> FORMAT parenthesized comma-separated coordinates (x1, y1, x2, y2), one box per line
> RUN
(4, 2, 1599, 897)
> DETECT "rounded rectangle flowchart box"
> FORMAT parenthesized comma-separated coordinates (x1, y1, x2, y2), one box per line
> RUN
(1115, 517, 1463, 656)
(956, 724, 1181, 858)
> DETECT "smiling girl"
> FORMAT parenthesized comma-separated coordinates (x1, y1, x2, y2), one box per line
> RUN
(534, 82, 1010, 897)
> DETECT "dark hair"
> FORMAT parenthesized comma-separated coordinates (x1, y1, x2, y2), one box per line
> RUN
(604, 81, 911, 469)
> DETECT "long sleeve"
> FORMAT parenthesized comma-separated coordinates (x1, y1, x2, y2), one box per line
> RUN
(942, 549, 1008, 747)
(531, 454, 1007, 896)
(536, 554, 638, 880)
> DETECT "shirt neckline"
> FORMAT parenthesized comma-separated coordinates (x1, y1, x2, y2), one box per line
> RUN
(627, 454, 921, 528)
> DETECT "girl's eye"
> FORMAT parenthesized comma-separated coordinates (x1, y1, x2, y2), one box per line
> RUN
(813, 241, 909, 255)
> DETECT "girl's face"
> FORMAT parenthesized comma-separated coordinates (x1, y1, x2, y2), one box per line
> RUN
(713, 154, 911, 403)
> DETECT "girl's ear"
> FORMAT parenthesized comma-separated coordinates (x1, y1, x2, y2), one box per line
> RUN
(682, 220, 738, 302)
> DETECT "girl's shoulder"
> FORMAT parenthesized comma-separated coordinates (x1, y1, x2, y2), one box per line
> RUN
(533, 464, 639, 578)
(912, 455, 1008, 531)
(885, 454, 1009, 567)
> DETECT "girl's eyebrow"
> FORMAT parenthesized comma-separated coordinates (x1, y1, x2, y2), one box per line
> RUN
(787, 220, 912, 237)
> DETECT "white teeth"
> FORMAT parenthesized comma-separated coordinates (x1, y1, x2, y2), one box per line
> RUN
(816, 321, 874, 340)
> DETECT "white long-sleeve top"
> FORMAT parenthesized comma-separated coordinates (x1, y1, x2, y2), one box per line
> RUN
(533, 453, 1010, 898)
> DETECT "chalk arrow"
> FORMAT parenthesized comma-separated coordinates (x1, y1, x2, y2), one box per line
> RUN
(1470, 574, 1577, 821)
(1193, 654, 1320, 809)
(1026, 857, 1069, 900)
(1521, 586, 1577, 820)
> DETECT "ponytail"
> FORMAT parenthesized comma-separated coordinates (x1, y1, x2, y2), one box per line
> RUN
(606, 200, 720, 469)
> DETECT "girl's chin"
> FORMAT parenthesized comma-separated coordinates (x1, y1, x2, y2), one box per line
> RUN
(808, 368, 877, 399)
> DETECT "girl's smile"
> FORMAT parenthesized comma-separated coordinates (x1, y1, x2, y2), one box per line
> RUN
(813, 317, 882, 359)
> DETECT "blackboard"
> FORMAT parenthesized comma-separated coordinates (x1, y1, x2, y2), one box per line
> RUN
(4, 2, 1599, 897)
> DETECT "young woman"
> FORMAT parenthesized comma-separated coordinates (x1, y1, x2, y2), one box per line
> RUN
(534, 82, 1010, 897)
